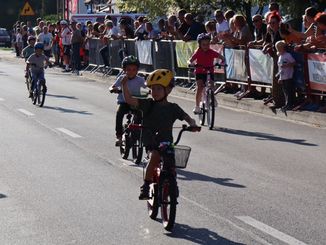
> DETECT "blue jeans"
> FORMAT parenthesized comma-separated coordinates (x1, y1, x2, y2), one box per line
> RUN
(31, 69, 45, 91)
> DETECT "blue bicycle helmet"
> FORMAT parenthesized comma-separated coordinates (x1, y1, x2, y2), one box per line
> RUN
(122, 55, 140, 69)
(197, 33, 211, 43)
(34, 42, 44, 50)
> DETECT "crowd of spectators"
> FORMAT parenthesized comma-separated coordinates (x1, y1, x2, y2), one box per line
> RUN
(10, 2, 326, 111)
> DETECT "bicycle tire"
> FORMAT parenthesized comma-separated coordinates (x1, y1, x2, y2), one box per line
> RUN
(120, 130, 131, 159)
(147, 184, 159, 220)
(32, 89, 37, 105)
(132, 132, 143, 165)
(38, 82, 46, 107)
(160, 176, 177, 231)
(199, 102, 206, 126)
(207, 89, 215, 130)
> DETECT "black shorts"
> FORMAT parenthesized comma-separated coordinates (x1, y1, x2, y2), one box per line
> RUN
(196, 73, 214, 83)
(63, 45, 71, 56)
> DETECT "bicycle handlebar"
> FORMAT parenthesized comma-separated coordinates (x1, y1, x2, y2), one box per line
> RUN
(109, 88, 122, 94)
(127, 124, 201, 146)
(188, 62, 227, 70)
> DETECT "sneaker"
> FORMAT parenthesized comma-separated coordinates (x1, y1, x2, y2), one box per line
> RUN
(193, 106, 201, 114)
(28, 92, 33, 98)
(139, 183, 150, 200)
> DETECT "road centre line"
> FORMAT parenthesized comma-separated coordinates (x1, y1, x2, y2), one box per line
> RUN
(236, 216, 307, 245)
(18, 109, 34, 116)
(56, 128, 82, 138)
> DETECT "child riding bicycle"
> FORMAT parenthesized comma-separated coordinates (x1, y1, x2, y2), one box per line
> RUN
(122, 69, 198, 200)
(25, 43, 52, 98)
(109, 56, 146, 146)
(188, 33, 225, 114)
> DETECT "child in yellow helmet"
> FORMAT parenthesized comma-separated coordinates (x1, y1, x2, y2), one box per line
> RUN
(122, 69, 198, 199)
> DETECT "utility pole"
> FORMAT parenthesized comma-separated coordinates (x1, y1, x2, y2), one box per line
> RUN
(41, 0, 45, 17)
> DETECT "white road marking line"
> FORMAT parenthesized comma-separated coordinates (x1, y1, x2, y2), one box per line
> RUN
(236, 216, 307, 245)
(0, 97, 5, 101)
(56, 128, 82, 138)
(18, 109, 34, 116)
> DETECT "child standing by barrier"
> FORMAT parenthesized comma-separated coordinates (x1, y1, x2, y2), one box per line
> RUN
(275, 40, 296, 111)
(109, 56, 146, 146)
(188, 33, 224, 114)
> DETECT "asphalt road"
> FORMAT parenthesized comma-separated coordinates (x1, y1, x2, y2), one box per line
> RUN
(0, 57, 325, 245)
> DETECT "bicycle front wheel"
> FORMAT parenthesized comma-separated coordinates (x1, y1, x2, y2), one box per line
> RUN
(199, 102, 206, 126)
(206, 89, 215, 130)
(132, 132, 143, 165)
(160, 176, 177, 231)
(38, 81, 46, 107)
(147, 183, 159, 220)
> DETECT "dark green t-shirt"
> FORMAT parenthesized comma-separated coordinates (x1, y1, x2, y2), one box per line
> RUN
(137, 98, 187, 146)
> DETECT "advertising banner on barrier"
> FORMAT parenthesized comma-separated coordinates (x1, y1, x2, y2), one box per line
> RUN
(136, 40, 153, 65)
(307, 53, 326, 92)
(249, 49, 273, 84)
(175, 41, 197, 68)
(224, 48, 247, 81)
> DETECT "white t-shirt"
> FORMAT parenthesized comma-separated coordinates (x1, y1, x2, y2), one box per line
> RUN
(61, 27, 72, 46)
(216, 20, 229, 33)
(107, 26, 119, 37)
(38, 33, 53, 50)
(277, 52, 295, 81)
(16, 33, 22, 43)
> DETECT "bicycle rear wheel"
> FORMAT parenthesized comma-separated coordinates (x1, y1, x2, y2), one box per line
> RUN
(147, 183, 159, 219)
(206, 89, 215, 130)
(199, 102, 206, 126)
(160, 176, 177, 231)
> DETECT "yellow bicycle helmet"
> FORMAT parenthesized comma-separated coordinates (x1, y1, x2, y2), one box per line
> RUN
(146, 69, 174, 88)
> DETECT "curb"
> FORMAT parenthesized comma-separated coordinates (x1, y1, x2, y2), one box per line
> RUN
(1, 50, 325, 128)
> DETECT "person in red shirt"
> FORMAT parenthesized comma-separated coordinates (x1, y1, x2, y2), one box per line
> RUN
(188, 33, 224, 114)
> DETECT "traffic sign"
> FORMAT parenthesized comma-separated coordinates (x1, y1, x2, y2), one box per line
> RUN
(21, 1, 35, 16)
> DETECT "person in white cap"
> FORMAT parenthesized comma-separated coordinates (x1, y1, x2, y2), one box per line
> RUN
(60, 20, 72, 72)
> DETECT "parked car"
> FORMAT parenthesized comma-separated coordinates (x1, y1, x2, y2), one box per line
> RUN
(0, 28, 11, 48)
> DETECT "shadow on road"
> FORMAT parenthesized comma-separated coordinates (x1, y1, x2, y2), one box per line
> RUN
(177, 170, 246, 188)
(0, 193, 7, 199)
(43, 106, 93, 115)
(167, 223, 245, 245)
(47, 94, 78, 100)
(213, 127, 317, 146)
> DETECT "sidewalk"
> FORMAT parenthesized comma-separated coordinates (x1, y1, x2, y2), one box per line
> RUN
(1, 49, 325, 128)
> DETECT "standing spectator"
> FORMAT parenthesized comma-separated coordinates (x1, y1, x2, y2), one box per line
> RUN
(84, 23, 94, 66)
(38, 26, 53, 58)
(26, 21, 35, 36)
(223, 15, 253, 46)
(22, 25, 29, 48)
(60, 20, 72, 72)
(275, 40, 296, 111)
(166, 15, 178, 38)
(16, 28, 23, 57)
(215, 10, 230, 34)
(71, 21, 83, 75)
(183, 13, 206, 41)
(52, 21, 62, 66)
(248, 14, 267, 47)
(105, 20, 119, 39)
(133, 20, 140, 31)
(158, 19, 168, 38)
(205, 21, 218, 41)
(224, 10, 235, 23)
(145, 22, 159, 39)
(177, 9, 190, 39)
(264, 2, 280, 20)
(119, 19, 134, 39)
(134, 16, 148, 40)
(262, 11, 283, 55)
(35, 21, 45, 36)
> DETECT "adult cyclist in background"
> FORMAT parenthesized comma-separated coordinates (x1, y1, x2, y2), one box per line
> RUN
(25, 43, 51, 98)
(188, 33, 224, 114)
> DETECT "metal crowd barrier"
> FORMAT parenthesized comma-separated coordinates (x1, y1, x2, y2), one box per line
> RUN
(83, 38, 326, 100)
